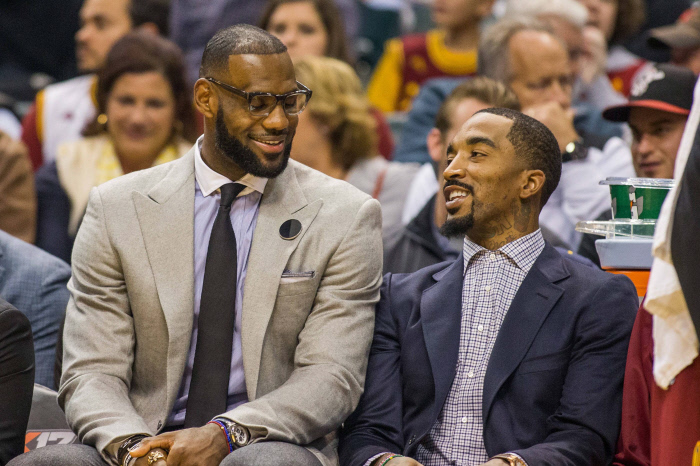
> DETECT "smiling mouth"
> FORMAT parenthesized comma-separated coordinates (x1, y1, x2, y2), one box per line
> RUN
(444, 186, 472, 213)
(249, 135, 286, 154)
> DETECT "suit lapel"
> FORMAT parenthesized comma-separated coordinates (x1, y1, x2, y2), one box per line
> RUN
(482, 245, 568, 423)
(241, 162, 322, 399)
(420, 256, 464, 418)
(133, 150, 196, 405)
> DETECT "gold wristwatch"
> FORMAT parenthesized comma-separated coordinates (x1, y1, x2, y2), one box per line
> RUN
(491, 453, 527, 466)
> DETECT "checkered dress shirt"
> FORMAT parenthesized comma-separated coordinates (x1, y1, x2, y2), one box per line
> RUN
(414, 230, 544, 466)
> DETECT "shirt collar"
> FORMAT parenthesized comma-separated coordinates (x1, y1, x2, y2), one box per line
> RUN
(194, 136, 268, 197)
(463, 229, 545, 274)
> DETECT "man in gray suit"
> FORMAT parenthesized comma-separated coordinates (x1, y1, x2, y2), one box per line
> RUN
(0, 229, 70, 389)
(11, 25, 382, 466)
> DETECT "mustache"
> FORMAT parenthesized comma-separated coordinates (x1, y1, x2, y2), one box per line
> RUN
(249, 129, 289, 138)
(443, 180, 474, 193)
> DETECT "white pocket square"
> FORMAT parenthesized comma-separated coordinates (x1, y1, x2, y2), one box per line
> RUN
(280, 270, 315, 284)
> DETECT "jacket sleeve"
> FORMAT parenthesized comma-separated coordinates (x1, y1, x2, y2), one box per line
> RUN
(59, 188, 153, 464)
(339, 274, 406, 466)
(511, 274, 639, 466)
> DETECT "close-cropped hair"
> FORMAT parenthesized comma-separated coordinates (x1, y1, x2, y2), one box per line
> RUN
(435, 77, 521, 138)
(478, 17, 556, 83)
(83, 31, 198, 142)
(258, 0, 352, 64)
(475, 107, 561, 207)
(293, 56, 377, 171)
(200, 24, 288, 78)
(611, 0, 646, 44)
(129, 0, 171, 37)
(503, 0, 588, 28)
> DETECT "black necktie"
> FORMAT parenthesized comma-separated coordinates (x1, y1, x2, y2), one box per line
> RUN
(185, 182, 246, 427)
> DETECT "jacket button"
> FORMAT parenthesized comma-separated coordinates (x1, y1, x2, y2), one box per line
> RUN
(408, 435, 416, 445)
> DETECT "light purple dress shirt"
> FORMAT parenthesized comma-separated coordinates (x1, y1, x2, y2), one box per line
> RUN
(168, 138, 267, 426)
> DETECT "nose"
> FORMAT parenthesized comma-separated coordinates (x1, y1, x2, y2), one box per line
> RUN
(582, 0, 600, 20)
(635, 133, 654, 157)
(128, 103, 150, 126)
(75, 24, 90, 44)
(548, 81, 571, 109)
(262, 101, 291, 131)
(443, 155, 467, 181)
(278, 29, 298, 48)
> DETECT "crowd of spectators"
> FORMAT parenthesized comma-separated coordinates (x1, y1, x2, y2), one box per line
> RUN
(0, 0, 699, 465)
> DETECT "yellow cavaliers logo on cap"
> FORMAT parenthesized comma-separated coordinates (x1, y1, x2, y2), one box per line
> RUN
(693, 441, 700, 466)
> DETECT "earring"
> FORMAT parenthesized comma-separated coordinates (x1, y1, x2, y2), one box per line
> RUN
(97, 113, 108, 126)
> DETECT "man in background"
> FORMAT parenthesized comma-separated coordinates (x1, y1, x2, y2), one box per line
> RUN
(578, 62, 697, 265)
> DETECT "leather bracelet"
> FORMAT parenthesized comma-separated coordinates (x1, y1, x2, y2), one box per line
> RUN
(117, 435, 148, 466)
(379, 454, 403, 466)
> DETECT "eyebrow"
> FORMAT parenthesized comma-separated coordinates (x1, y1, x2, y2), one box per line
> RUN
(630, 118, 680, 132)
(446, 143, 455, 156)
(466, 136, 497, 148)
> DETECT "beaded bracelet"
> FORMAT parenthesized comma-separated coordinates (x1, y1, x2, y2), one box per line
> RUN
(208, 419, 234, 452)
(379, 454, 404, 466)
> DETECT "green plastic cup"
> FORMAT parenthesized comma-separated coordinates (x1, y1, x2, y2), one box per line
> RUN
(600, 178, 675, 220)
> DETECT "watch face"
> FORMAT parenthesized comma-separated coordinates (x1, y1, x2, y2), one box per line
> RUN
(232, 425, 249, 445)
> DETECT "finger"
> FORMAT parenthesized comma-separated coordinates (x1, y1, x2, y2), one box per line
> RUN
(130, 437, 173, 457)
(165, 447, 183, 466)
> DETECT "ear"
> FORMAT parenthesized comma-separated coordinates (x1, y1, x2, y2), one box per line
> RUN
(194, 78, 217, 120)
(427, 127, 445, 164)
(135, 22, 160, 36)
(520, 169, 546, 203)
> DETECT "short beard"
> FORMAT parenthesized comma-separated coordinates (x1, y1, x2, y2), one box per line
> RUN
(440, 212, 474, 238)
(214, 107, 291, 178)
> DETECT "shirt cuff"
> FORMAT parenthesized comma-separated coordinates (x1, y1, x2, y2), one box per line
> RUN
(364, 452, 393, 466)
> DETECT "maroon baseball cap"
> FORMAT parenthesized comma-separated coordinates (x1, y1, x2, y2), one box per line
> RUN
(602, 63, 697, 122)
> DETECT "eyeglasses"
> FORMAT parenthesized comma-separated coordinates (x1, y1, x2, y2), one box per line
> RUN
(205, 77, 312, 116)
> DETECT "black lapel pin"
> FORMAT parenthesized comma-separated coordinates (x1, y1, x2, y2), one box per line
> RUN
(279, 219, 302, 240)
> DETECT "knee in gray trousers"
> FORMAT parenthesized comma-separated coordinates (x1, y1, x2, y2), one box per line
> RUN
(7, 444, 107, 466)
(220, 441, 323, 466)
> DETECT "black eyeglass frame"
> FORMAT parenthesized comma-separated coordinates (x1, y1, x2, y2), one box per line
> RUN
(204, 77, 312, 116)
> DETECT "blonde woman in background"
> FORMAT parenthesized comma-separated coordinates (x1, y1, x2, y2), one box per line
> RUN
(291, 56, 421, 240)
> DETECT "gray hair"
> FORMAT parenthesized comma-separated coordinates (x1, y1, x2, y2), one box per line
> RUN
(503, 0, 588, 29)
(477, 17, 555, 83)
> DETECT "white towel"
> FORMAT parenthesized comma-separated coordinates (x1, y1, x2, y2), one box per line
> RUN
(645, 80, 700, 389)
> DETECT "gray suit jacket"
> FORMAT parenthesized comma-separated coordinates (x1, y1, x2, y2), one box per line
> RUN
(59, 148, 383, 465)
(0, 229, 70, 389)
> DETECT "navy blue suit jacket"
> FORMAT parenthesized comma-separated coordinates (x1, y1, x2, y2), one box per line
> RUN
(339, 243, 639, 466)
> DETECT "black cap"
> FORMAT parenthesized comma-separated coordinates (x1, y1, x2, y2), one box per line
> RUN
(602, 63, 697, 122)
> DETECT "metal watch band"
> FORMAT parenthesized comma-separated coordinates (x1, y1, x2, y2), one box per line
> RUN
(213, 418, 251, 448)
(562, 139, 588, 163)
(491, 453, 527, 466)
(117, 434, 148, 466)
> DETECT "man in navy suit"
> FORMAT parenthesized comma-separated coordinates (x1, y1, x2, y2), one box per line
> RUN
(339, 108, 639, 466)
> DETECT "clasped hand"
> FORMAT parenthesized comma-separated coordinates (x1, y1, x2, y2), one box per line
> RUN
(129, 423, 229, 466)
